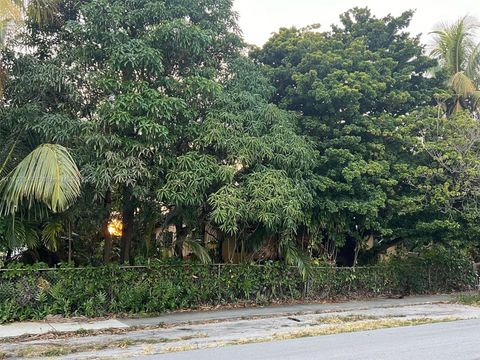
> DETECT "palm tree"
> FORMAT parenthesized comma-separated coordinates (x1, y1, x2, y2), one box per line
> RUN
(0, 1, 75, 257)
(431, 16, 480, 116)
(0, 143, 81, 257)
(0, 0, 73, 216)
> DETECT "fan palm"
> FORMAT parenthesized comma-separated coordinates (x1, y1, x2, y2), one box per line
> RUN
(431, 16, 480, 115)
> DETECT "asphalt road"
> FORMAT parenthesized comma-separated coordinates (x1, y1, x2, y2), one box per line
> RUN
(145, 318, 480, 360)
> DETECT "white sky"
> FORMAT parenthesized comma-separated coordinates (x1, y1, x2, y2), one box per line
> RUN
(234, 0, 480, 46)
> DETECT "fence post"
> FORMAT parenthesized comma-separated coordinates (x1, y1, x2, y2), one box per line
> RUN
(428, 266, 432, 292)
(111, 267, 115, 303)
(303, 275, 307, 299)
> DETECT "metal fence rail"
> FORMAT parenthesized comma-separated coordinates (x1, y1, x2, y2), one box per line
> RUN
(0, 263, 474, 299)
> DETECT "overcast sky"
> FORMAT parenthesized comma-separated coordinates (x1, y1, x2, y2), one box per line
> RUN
(233, 0, 480, 46)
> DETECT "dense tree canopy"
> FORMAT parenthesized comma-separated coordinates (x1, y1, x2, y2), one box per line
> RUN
(252, 8, 447, 263)
(0, 0, 315, 265)
(1, 2, 479, 268)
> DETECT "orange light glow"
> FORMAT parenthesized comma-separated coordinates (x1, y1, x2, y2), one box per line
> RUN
(107, 218, 123, 237)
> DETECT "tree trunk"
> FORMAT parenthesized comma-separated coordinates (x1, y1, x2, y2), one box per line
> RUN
(102, 190, 113, 263)
(143, 214, 156, 259)
(174, 219, 186, 260)
(119, 186, 135, 264)
(102, 221, 113, 262)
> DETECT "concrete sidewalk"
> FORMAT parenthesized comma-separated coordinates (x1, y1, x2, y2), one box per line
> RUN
(0, 295, 452, 339)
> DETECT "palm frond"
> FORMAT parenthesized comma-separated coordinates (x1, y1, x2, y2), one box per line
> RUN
(431, 17, 480, 116)
(27, 0, 59, 25)
(431, 16, 480, 76)
(183, 239, 212, 264)
(42, 217, 63, 251)
(0, 144, 81, 215)
(450, 71, 477, 98)
(466, 41, 480, 85)
(0, 0, 22, 22)
(470, 90, 480, 110)
(279, 237, 310, 279)
(4, 215, 39, 249)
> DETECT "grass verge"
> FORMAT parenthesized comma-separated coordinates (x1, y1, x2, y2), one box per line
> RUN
(2, 334, 207, 358)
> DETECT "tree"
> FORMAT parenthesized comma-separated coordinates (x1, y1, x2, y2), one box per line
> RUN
(431, 16, 480, 116)
(383, 108, 480, 255)
(62, 0, 243, 263)
(253, 8, 442, 264)
(0, 0, 21, 97)
(0, 0, 21, 45)
(159, 58, 315, 269)
(4, 2, 471, 268)
(0, 0, 59, 33)
(0, 0, 72, 224)
(1, 0, 315, 267)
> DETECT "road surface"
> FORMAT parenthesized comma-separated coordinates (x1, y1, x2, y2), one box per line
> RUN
(146, 318, 480, 360)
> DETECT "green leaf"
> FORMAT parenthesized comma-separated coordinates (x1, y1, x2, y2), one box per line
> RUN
(0, 144, 81, 215)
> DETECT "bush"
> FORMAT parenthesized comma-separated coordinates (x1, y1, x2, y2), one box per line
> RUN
(0, 247, 475, 323)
